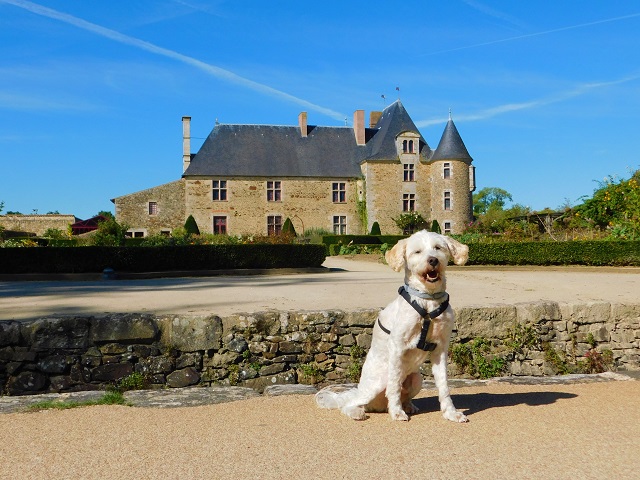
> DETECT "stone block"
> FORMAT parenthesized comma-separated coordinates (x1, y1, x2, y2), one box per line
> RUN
(455, 305, 517, 341)
(6, 371, 47, 395)
(91, 363, 133, 382)
(22, 317, 90, 351)
(91, 315, 158, 344)
(166, 367, 200, 388)
(343, 310, 378, 327)
(168, 315, 222, 352)
(561, 303, 611, 325)
(515, 302, 561, 325)
(0, 321, 20, 347)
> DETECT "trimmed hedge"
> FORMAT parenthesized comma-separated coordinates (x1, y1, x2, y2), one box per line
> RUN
(322, 235, 406, 247)
(0, 244, 327, 274)
(468, 241, 640, 266)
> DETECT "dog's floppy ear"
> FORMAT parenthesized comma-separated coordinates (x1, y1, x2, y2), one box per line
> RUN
(385, 238, 407, 271)
(443, 235, 469, 266)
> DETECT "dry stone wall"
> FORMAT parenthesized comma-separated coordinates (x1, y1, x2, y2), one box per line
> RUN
(1, 302, 638, 396)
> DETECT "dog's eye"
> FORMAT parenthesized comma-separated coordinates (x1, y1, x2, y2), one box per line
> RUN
(434, 245, 442, 251)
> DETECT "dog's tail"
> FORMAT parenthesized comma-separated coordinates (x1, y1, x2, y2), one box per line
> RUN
(315, 386, 358, 409)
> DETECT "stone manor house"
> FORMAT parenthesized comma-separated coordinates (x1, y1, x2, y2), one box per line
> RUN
(112, 100, 476, 237)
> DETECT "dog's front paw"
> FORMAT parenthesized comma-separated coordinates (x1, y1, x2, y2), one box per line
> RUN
(342, 405, 367, 421)
(443, 409, 468, 423)
(389, 407, 409, 421)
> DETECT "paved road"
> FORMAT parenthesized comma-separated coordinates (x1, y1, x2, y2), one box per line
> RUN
(1, 257, 639, 321)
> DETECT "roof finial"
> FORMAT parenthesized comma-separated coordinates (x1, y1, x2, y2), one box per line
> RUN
(448, 108, 452, 120)
(396, 86, 400, 99)
(381, 94, 386, 107)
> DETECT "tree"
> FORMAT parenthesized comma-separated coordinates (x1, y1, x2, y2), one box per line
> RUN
(282, 217, 297, 236)
(370, 221, 381, 235)
(92, 217, 128, 246)
(184, 215, 200, 235)
(473, 187, 513, 216)
(573, 169, 640, 239)
(430, 220, 441, 234)
(97, 211, 115, 220)
(393, 212, 428, 235)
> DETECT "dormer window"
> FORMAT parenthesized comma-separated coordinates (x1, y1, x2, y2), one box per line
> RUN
(402, 139, 415, 153)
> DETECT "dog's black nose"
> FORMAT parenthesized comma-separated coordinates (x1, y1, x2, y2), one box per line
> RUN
(428, 257, 439, 267)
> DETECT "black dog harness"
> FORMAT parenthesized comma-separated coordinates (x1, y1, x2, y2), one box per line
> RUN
(377, 286, 450, 352)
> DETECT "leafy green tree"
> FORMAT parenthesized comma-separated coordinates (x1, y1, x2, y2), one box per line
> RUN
(573, 169, 640, 239)
(430, 220, 441, 234)
(393, 212, 428, 235)
(97, 211, 115, 220)
(282, 217, 297, 236)
(473, 187, 513, 216)
(92, 217, 128, 246)
(184, 215, 200, 235)
(369, 221, 381, 235)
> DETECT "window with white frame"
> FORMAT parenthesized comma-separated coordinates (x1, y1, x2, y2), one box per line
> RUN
(267, 215, 282, 235)
(403, 193, 416, 212)
(213, 216, 227, 235)
(444, 191, 452, 210)
(333, 215, 347, 234)
(443, 162, 451, 179)
(148, 201, 158, 215)
(332, 182, 346, 203)
(212, 180, 227, 201)
(444, 222, 452, 234)
(403, 163, 415, 182)
(267, 181, 281, 202)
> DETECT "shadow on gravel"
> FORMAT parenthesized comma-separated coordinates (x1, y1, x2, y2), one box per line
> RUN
(413, 391, 578, 417)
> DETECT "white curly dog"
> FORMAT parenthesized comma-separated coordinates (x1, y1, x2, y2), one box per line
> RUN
(315, 230, 469, 422)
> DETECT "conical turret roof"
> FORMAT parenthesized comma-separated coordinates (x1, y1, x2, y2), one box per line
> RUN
(431, 118, 472, 164)
(362, 100, 432, 161)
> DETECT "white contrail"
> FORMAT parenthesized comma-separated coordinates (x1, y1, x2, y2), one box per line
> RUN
(416, 73, 640, 127)
(0, 0, 346, 121)
(421, 12, 640, 57)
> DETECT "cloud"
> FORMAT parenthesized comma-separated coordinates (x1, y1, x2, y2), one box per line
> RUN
(0, 0, 346, 121)
(461, 0, 528, 30)
(0, 91, 98, 112)
(421, 11, 640, 57)
(415, 73, 640, 127)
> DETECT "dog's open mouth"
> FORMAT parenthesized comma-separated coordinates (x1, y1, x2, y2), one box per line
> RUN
(423, 270, 440, 283)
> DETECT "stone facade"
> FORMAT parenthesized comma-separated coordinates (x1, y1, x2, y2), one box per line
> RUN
(112, 180, 185, 237)
(2, 302, 638, 396)
(185, 177, 362, 236)
(0, 215, 77, 236)
(113, 101, 476, 237)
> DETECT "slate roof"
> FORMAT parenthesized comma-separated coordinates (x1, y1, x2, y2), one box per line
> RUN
(430, 118, 473, 163)
(183, 100, 464, 179)
(184, 124, 365, 178)
(362, 101, 432, 161)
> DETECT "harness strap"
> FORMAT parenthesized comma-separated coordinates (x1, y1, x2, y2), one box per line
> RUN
(377, 286, 449, 352)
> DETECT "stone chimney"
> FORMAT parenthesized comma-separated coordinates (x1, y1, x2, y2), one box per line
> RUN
(370, 111, 382, 128)
(354, 109, 365, 146)
(182, 116, 191, 173)
(298, 111, 308, 137)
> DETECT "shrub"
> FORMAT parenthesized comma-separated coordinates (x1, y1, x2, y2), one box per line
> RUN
(92, 217, 128, 246)
(184, 215, 200, 235)
(370, 222, 381, 235)
(282, 217, 297, 236)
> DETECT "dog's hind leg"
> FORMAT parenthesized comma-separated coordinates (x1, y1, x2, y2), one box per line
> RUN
(401, 372, 423, 415)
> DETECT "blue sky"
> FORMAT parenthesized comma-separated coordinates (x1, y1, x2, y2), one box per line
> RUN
(1, 0, 639, 220)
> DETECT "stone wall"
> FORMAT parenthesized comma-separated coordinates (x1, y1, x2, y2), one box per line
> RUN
(112, 180, 185, 236)
(0, 215, 77, 236)
(185, 176, 363, 235)
(1, 302, 638, 396)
